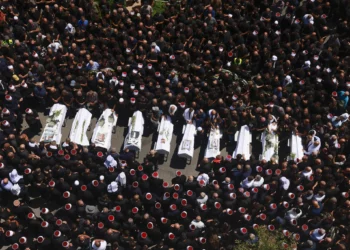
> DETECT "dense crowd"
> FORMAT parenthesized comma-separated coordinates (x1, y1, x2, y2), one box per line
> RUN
(1, 0, 350, 249)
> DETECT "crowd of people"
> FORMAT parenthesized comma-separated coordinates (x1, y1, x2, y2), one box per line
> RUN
(1, 0, 350, 249)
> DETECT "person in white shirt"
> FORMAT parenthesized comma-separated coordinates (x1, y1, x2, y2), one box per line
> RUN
(1, 178, 13, 191)
(241, 176, 254, 189)
(285, 208, 302, 221)
(310, 228, 326, 242)
(190, 216, 206, 229)
(252, 175, 264, 187)
(305, 131, 321, 155)
(91, 239, 107, 250)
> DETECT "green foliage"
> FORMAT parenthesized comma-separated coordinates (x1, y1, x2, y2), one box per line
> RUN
(152, 0, 166, 15)
(234, 226, 297, 250)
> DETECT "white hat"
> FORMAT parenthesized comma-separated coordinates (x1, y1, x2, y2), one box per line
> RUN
(99, 175, 105, 181)
(197, 127, 203, 132)
(7, 65, 13, 70)
(305, 60, 311, 66)
(119, 98, 124, 103)
(272, 55, 278, 61)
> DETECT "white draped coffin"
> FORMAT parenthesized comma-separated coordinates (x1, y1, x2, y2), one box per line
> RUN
(40, 104, 67, 144)
(155, 116, 174, 154)
(204, 128, 222, 158)
(289, 132, 304, 162)
(69, 108, 92, 146)
(233, 125, 251, 159)
(124, 111, 144, 151)
(91, 109, 118, 150)
(178, 123, 196, 160)
(261, 124, 279, 161)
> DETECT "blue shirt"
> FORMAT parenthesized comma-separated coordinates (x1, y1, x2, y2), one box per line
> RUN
(34, 86, 46, 98)
(338, 91, 349, 108)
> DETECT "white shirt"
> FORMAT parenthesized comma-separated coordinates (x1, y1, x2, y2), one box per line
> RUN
(241, 178, 254, 189)
(92, 240, 107, 250)
(1, 180, 14, 191)
(252, 177, 264, 187)
(190, 220, 205, 229)
(311, 230, 325, 241)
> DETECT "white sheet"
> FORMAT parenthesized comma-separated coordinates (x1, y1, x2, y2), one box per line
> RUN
(124, 111, 144, 151)
(289, 133, 304, 162)
(91, 109, 118, 150)
(40, 104, 67, 144)
(261, 124, 279, 161)
(204, 128, 222, 158)
(178, 122, 196, 160)
(233, 125, 251, 159)
(155, 116, 174, 154)
(69, 108, 92, 146)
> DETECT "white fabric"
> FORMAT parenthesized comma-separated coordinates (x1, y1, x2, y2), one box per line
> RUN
(9, 169, 23, 184)
(305, 136, 321, 155)
(107, 181, 118, 193)
(252, 177, 264, 187)
(91, 109, 118, 150)
(331, 113, 349, 127)
(289, 132, 304, 161)
(178, 122, 196, 160)
(69, 108, 92, 146)
(190, 220, 205, 229)
(1, 180, 13, 191)
(116, 172, 126, 187)
(11, 184, 21, 196)
(197, 173, 209, 185)
(204, 128, 222, 158)
(155, 116, 174, 154)
(104, 155, 117, 168)
(301, 169, 313, 178)
(183, 108, 194, 123)
(168, 104, 177, 116)
(241, 178, 254, 189)
(311, 230, 325, 241)
(261, 122, 279, 161)
(92, 240, 107, 250)
(280, 177, 290, 190)
(124, 111, 144, 151)
(40, 104, 67, 144)
(285, 209, 302, 220)
(233, 125, 252, 159)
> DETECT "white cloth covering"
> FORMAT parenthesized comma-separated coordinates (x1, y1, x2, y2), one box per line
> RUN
(261, 121, 279, 161)
(178, 122, 197, 160)
(155, 116, 174, 154)
(124, 111, 144, 151)
(69, 108, 92, 146)
(204, 128, 222, 158)
(233, 125, 252, 159)
(91, 109, 118, 150)
(40, 104, 67, 144)
(289, 132, 304, 161)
